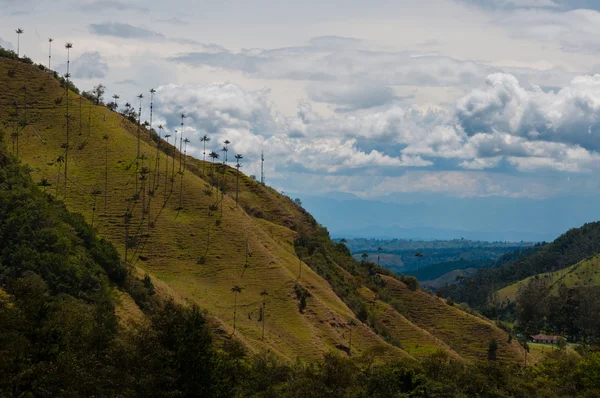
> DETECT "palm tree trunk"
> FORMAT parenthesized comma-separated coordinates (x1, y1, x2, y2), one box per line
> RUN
(262, 299, 266, 341)
(236, 168, 240, 206)
(171, 139, 176, 192)
(233, 292, 237, 334)
(104, 139, 108, 214)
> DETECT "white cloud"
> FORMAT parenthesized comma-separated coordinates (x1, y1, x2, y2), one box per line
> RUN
(69, 51, 109, 79)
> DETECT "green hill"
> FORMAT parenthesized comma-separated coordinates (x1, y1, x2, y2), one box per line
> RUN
(444, 223, 600, 309)
(498, 254, 600, 302)
(0, 52, 524, 363)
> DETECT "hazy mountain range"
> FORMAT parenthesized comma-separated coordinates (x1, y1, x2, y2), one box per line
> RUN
(300, 193, 600, 242)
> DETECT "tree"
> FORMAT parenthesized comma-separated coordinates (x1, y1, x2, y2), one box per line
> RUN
(294, 198, 302, 207)
(223, 139, 230, 164)
(55, 155, 64, 196)
(64, 42, 73, 197)
(136, 94, 144, 159)
(92, 84, 105, 105)
(487, 338, 498, 360)
(103, 134, 109, 213)
(209, 151, 219, 183)
(164, 132, 171, 200)
(48, 38, 53, 70)
(171, 130, 177, 192)
(179, 114, 185, 172)
(260, 289, 269, 341)
(361, 252, 369, 263)
(155, 124, 163, 194)
(110, 94, 119, 111)
(348, 319, 358, 356)
(377, 246, 383, 267)
(38, 178, 51, 192)
(15, 29, 23, 57)
(231, 285, 243, 334)
(200, 135, 210, 175)
(91, 189, 102, 228)
(235, 154, 243, 206)
(415, 252, 424, 280)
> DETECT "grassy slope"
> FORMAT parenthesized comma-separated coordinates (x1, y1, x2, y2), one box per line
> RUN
(498, 254, 600, 302)
(380, 275, 526, 363)
(0, 57, 524, 363)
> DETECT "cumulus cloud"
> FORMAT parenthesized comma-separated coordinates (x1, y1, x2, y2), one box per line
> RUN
(455, 73, 600, 151)
(70, 51, 109, 79)
(307, 81, 401, 111)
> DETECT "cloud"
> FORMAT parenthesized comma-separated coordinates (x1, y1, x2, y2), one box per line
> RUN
(497, 8, 600, 53)
(455, 73, 600, 151)
(79, 0, 148, 12)
(89, 22, 198, 44)
(0, 37, 14, 51)
(90, 22, 164, 40)
(68, 51, 109, 79)
(306, 81, 402, 111)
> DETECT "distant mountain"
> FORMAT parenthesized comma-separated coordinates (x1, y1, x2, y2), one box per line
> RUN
(300, 194, 600, 242)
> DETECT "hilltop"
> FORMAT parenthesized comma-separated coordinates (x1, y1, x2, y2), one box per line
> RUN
(0, 52, 525, 363)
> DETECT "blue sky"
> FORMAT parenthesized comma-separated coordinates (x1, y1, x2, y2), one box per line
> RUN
(2, 0, 600, 214)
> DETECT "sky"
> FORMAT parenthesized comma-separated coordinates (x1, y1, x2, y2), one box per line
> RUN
(3, 0, 600, 238)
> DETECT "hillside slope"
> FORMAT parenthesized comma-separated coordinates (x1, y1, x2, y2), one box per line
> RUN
(0, 54, 524, 363)
(498, 254, 600, 302)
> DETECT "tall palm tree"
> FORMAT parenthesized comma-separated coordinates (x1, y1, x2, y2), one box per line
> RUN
(112, 94, 119, 110)
(179, 114, 185, 172)
(347, 319, 358, 356)
(91, 189, 102, 228)
(209, 151, 219, 183)
(103, 134, 109, 213)
(221, 145, 228, 165)
(235, 154, 243, 206)
(48, 38, 53, 70)
(377, 246, 383, 267)
(136, 94, 143, 159)
(171, 130, 177, 192)
(55, 155, 64, 196)
(149, 89, 157, 194)
(231, 285, 243, 334)
(415, 252, 424, 281)
(223, 139, 230, 164)
(200, 135, 210, 174)
(164, 132, 171, 200)
(177, 138, 191, 211)
(15, 29, 23, 57)
(155, 124, 163, 192)
(260, 289, 269, 341)
(64, 42, 73, 196)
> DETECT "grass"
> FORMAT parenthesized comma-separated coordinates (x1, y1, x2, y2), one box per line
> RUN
(498, 254, 600, 301)
(0, 57, 527, 364)
(380, 275, 526, 363)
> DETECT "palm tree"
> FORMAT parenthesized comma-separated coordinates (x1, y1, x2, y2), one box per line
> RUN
(231, 285, 243, 334)
(260, 289, 269, 341)
(209, 151, 219, 184)
(38, 178, 51, 192)
(235, 154, 243, 206)
(164, 132, 171, 200)
(136, 94, 143, 159)
(155, 124, 163, 193)
(91, 189, 102, 228)
(112, 94, 119, 110)
(221, 145, 228, 165)
(48, 38, 53, 70)
(177, 138, 190, 211)
(348, 319, 358, 356)
(55, 155, 64, 196)
(361, 252, 369, 263)
(223, 139, 230, 164)
(64, 42, 73, 196)
(377, 246, 383, 267)
(15, 29, 23, 57)
(103, 134, 109, 213)
(415, 252, 424, 281)
(171, 130, 177, 192)
(179, 114, 185, 172)
(200, 135, 210, 175)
